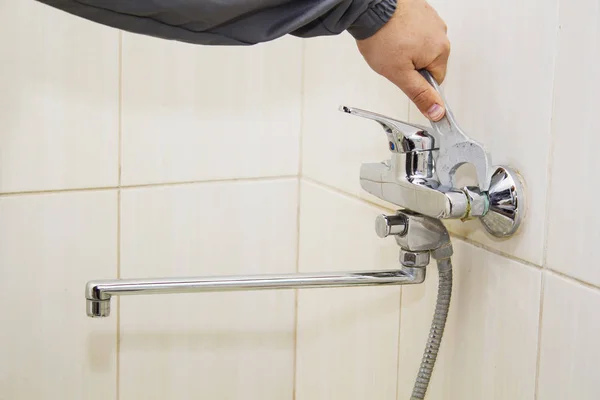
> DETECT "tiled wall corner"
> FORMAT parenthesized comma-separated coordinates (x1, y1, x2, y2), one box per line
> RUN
(0, 191, 118, 399)
(397, 239, 541, 399)
(301, 34, 408, 208)
(118, 179, 298, 399)
(295, 180, 402, 400)
(0, 1, 119, 193)
(120, 33, 303, 186)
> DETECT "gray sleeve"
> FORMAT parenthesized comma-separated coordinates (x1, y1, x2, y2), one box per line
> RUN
(34, 0, 396, 45)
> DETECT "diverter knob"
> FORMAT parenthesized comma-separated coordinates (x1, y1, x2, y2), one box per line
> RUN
(375, 214, 407, 238)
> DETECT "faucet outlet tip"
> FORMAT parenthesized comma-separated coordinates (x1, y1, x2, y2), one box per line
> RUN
(87, 299, 111, 318)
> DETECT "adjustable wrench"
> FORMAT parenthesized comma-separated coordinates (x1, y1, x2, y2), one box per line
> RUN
(420, 70, 492, 192)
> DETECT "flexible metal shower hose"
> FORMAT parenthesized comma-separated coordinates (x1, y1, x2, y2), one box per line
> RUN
(410, 258, 453, 400)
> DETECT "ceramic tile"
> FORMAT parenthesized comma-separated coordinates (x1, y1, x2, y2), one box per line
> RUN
(118, 179, 298, 399)
(537, 272, 600, 400)
(397, 238, 541, 400)
(295, 181, 401, 400)
(120, 34, 302, 186)
(0, 191, 118, 399)
(301, 34, 409, 208)
(407, 0, 560, 265)
(0, 1, 119, 193)
(545, 0, 600, 285)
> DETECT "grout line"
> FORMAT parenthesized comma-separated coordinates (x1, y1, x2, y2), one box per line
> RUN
(116, 296, 121, 400)
(118, 31, 123, 188)
(540, 0, 563, 271)
(292, 39, 306, 400)
(0, 186, 122, 197)
(535, 6, 561, 397)
(533, 272, 546, 400)
(292, 180, 301, 400)
(116, 30, 123, 400)
(292, 286, 299, 400)
(297, 39, 306, 181)
(302, 176, 398, 214)
(292, 179, 302, 400)
(116, 190, 122, 400)
(394, 286, 403, 400)
(546, 268, 600, 292)
(121, 175, 297, 189)
(448, 232, 543, 270)
(0, 175, 298, 197)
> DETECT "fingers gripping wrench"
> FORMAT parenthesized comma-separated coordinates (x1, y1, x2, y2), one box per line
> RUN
(420, 70, 492, 192)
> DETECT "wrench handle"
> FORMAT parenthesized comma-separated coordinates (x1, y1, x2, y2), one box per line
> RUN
(419, 69, 453, 116)
(417, 69, 461, 138)
(419, 69, 442, 93)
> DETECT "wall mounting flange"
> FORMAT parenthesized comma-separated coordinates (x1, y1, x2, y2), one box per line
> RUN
(480, 166, 526, 238)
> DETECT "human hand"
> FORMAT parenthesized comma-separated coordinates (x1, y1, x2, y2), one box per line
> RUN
(356, 0, 450, 121)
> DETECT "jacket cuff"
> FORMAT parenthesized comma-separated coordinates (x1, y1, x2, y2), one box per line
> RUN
(347, 0, 396, 40)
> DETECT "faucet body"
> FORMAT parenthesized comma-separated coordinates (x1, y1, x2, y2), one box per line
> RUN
(341, 105, 523, 238)
(360, 153, 480, 219)
(341, 106, 489, 221)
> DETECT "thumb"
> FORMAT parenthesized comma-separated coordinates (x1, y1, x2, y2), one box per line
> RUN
(393, 69, 446, 121)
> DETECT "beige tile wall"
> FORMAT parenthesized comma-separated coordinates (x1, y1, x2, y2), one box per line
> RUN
(2, 1, 600, 399)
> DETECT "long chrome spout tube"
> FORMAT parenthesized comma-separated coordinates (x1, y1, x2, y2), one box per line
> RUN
(86, 267, 425, 318)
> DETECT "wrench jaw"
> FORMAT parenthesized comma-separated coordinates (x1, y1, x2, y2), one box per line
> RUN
(436, 143, 492, 193)
(420, 72, 494, 193)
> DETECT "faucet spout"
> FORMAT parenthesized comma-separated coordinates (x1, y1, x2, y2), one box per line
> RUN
(85, 267, 425, 318)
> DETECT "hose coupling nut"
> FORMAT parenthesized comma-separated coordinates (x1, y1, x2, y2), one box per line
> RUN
(399, 249, 430, 267)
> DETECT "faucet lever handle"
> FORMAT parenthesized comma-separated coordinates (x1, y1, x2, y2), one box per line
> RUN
(339, 106, 436, 153)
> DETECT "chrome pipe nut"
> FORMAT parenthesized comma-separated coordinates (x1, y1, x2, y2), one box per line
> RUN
(399, 250, 431, 267)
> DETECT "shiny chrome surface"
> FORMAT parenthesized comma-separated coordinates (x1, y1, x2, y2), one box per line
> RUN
(480, 166, 526, 238)
(399, 250, 431, 267)
(392, 211, 451, 252)
(340, 106, 436, 152)
(375, 211, 451, 261)
(340, 105, 478, 220)
(420, 70, 492, 192)
(375, 214, 407, 238)
(342, 102, 470, 219)
(359, 154, 469, 219)
(85, 267, 425, 318)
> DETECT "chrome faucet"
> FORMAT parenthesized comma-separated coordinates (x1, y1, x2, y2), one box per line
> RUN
(341, 70, 524, 238)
